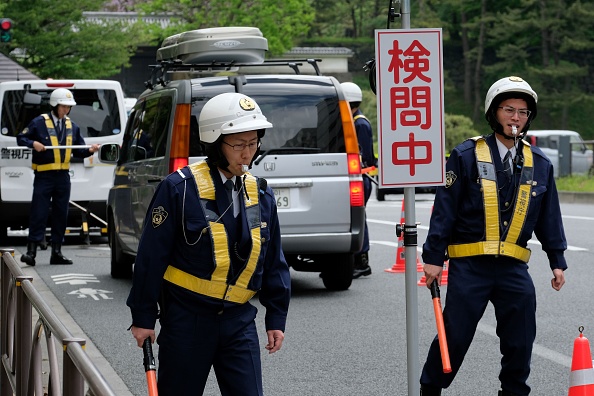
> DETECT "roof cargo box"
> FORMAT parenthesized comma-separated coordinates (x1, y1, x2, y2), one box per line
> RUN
(157, 26, 268, 65)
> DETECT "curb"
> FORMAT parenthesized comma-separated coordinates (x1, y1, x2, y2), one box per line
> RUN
(558, 191, 594, 205)
(18, 258, 134, 396)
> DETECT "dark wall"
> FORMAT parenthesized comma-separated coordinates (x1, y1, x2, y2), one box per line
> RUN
(108, 45, 158, 98)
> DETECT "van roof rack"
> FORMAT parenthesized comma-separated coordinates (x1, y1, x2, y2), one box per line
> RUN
(144, 58, 323, 90)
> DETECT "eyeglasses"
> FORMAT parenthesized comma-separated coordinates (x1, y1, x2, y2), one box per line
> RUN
(498, 106, 531, 119)
(222, 141, 260, 151)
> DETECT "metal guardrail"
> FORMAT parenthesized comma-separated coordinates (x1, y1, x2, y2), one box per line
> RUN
(0, 248, 116, 396)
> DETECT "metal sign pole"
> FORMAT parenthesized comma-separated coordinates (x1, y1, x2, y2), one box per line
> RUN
(398, 2, 421, 395)
(376, 1, 445, 393)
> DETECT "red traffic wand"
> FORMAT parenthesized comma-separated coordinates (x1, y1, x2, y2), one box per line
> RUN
(430, 280, 452, 373)
(143, 338, 158, 396)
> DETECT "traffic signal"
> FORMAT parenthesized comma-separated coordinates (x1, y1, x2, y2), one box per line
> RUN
(0, 18, 13, 43)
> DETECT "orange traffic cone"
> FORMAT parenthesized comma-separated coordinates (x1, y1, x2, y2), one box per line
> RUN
(385, 200, 423, 273)
(418, 261, 449, 286)
(568, 326, 594, 395)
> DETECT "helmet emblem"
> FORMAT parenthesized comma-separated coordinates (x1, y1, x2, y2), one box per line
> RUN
(239, 98, 256, 111)
(509, 76, 524, 82)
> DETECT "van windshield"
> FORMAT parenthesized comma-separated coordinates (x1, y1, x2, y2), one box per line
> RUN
(189, 78, 345, 156)
(1, 88, 122, 138)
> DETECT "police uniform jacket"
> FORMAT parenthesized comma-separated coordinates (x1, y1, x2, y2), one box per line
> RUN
(422, 133, 567, 271)
(16, 113, 93, 168)
(353, 109, 377, 169)
(127, 161, 291, 332)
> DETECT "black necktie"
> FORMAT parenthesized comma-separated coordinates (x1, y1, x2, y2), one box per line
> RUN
(224, 179, 234, 205)
(503, 150, 512, 180)
(57, 120, 64, 141)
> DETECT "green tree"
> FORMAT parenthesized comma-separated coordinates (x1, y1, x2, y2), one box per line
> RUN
(0, 0, 146, 79)
(444, 114, 479, 152)
(137, 0, 315, 56)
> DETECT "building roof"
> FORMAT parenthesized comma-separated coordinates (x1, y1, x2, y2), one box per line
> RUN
(0, 53, 40, 82)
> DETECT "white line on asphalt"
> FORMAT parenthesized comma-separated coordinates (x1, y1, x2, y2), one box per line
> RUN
(477, 322, 572, 368)
(368, 219, 588, 252)
(563, 215, 594, 221)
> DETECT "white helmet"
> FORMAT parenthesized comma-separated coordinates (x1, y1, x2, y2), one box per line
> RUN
(341, 82, 363, 103)
(484, 76, 537, 114)
(49, 88, 77, 107)
(199, 93, 272, 144)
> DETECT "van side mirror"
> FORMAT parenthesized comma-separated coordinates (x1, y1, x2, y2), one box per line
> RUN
(23, 92, 42, 105)
(99, 143, 120, 163)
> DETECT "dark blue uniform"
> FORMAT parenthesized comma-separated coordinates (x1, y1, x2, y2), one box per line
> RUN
(353, 109, 376, 255)
(127, 162, 291, 396)
(420, 133, 567, 395)
(16, 113, 93, 244)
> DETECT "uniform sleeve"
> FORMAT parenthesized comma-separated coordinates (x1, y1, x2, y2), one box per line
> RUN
(126, 177, 180, 329)
(422, 148, 466, 266)
(356, 120, 375, 168)
(258, 187, 291, 332)
(16, 119, 39, 148)
(533, 161, 568, 271)
(71, 124, 93, 158)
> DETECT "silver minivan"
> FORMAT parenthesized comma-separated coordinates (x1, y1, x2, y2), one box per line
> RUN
(101, 53, 366, 290)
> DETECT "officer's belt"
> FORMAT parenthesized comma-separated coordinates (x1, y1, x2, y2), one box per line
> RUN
(163, 265, 256, 304)
(33, 114, 73, 172)
(447, 137, 534, 263)
(448, 241, 531, 262)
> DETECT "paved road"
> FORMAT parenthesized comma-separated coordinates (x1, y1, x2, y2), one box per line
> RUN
(5, 194, 594, 395)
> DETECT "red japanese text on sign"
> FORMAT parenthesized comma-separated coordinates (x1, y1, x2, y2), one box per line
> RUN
(388, 39, 432, 84)
(375, 29, 445, 188)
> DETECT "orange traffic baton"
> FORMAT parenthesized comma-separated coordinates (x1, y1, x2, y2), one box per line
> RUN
(430, 280, 452, 373)
(143, 338, 158, 396)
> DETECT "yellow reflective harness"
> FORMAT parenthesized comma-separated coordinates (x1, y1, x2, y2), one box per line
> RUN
(33, 114, 73, 171)
(163, 161, 263, 304)
(447, 137, 534, 263)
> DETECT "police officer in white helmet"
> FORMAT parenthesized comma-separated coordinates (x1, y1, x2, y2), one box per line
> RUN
(17, 88, 100, 266)
(341, 81, 376, 278)
(127, 92, 291, 395)
(419, 76, 567, 396)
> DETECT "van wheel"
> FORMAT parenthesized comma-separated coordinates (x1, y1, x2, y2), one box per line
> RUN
(376, 189, 385, 201)
(321, 253, 354, 291)
(109, 215, 134, 279)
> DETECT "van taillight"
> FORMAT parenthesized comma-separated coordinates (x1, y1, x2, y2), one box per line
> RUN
(348, 153, 364, 206)
(343, 99, 364, 206)
(170, 158, 188, 172)
(340, 100, 360, 154)
(168, 103, 191, 172)
(350, 180, 364, 207)
(347, 153, 361, 174)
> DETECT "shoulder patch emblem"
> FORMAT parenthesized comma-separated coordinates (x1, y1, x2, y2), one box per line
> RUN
(152, 206, 168, 228)
(445, 170, 457, 188)
(21, 127, 29, 135)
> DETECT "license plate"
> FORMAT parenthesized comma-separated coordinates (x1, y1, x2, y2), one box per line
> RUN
(272, 188, 290, 209)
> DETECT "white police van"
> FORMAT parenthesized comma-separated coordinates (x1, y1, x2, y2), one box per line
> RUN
(0, 79, 127, 241)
